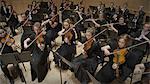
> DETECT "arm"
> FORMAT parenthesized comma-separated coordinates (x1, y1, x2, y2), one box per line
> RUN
(101, 45, 111, 56)
(24, 38, 31, 49)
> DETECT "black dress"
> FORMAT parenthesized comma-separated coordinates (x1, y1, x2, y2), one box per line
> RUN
(72, 40, 103, 84)
(28, 33, 49, 82)
(54, 29, 76, 70)
(45, 22, 62, 47)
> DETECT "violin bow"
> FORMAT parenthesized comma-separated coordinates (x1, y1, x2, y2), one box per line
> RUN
(109, 40, 150, 55)
(26, 4, 72, 48)
(82, 29, 107, 46)
(62, 12, 83, 35)
(0, 31, 11, 55)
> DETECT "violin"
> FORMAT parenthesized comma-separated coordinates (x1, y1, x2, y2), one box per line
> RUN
(83, 39, 94, 52)
(113, 48, 128, 64)
(1, 33, 15, 46)
(36, 28, 45, 45)
(112, 48, 128, 78)
(64, 29, 73, 45)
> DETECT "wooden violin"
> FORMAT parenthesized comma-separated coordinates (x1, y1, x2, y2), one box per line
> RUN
(113, 48, 128, 65)
(36, 28, 45, 45)
(64, 29, 73, 45)
(83, 39, 94, 52)
(1, 33, 15, 46)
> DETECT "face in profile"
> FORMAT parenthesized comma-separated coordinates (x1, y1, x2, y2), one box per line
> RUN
(85, 32, 92, 40)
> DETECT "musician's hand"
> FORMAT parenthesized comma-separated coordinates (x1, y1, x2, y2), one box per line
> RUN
(135, 38, 141, 41)
(51, 41, 55, 46)
(24, 43, 28, 49)
(58, 32, 63, 36)
(95, 24, 100, 27)
(42, 30, 46, 35)
(38, 43, 45, 51)
(58, 29, 65, 36)
(112, 63, 118, 69)
(77, 42, 83, 47)
(104, 49, 111, 56)
(64, 37, 69, 44)
(49, 20, 53, 25)
(82, 51, 88, 58)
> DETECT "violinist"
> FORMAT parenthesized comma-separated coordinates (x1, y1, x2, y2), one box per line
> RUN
(112, 16, 129, 36)
(53, 19, 76, 70)
(45, 11, 62, 48)
(72, 28, 102, 84)
(24, 22, 49, 82)
(0, 29, 25, 84)
(96, 34, 132, 83)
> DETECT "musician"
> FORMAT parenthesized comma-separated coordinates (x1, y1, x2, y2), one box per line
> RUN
(54, 19, 76, 70)
(24, 22, 49, 82)
(7, 5, 19, 36)
(72, 28, 102, 84)
(0, 1, 9, 18)
(21, 20, 34, 51)
(45, 15, 62, 48)
(96, 33, 149, 83)
(130, 22, 150, 42)
(0, 29, 25, 84)
(95, 34, 132, 83)
(106, 2, 116, 19)
(130, 22, 150, 60)
(25, 4, 32, 20)
(113, 16, 129, 36)
(136, 6, 146, 30)
(120, 3, 129, 20)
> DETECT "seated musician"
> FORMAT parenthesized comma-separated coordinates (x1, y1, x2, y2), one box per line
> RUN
(0, 29, 25, 84)
(24, 22, 49, 82)
(53, 19, 76, 70)
(96, 33, 149, 83)
(72, 28, 102, 84)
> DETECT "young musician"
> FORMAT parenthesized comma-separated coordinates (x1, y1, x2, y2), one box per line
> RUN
(113, 16, 129, 36)
(95, 34, 130, 83)
(24, 22, 49, 82)
(54, 19, 76, 70)
(45, 15, 62, 48)
(7, 5, 19, 36)
(96, 33, 148, 83)
(72, 28, 102, 84)
(0, 1, 9, 18)
(0, 29, 25, 84)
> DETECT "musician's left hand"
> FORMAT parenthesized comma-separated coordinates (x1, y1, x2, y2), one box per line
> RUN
(112, 63, 118, 69)
(64, 37, 69, 44)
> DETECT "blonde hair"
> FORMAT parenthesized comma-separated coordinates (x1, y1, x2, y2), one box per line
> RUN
(118, 34, 131, 47)
(86, 27, 95, 36)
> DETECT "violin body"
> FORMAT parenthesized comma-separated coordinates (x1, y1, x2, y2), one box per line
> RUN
(113, 48, 128, 64)
(36, 29, 45, 45)
(1, 34, 15, 46)
(83, 39, 94, 52)
(64, 29, 73, 44)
